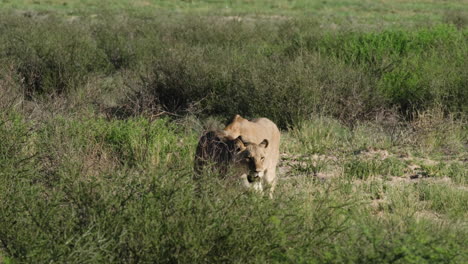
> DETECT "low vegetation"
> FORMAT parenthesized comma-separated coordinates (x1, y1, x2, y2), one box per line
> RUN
(0, 12, 467, 127)
(0, 107, 466, 263)
(0, 0, 467, 262)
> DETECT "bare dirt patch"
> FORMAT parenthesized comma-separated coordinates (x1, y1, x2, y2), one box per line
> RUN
(355, 148, 391, 160)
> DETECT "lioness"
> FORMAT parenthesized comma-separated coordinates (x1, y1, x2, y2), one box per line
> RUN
(235, 137, 278, 198)
(220, 115, 281, 197)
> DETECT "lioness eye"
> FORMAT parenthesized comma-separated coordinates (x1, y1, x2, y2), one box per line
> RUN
(261, 157, 265, 161)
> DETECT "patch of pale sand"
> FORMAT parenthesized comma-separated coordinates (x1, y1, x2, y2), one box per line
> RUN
(280, 153, 338, 163)
(279, 152, 341, 180)
(407, 164, 421, 171)
(221, 15, 289, 22)
(67, 16, 80, 23)
(222, 16, 243, 22)
(414, 210, 444, 222)
(310, 153, 339, 162)
(388, 176, 412, 185)
(370, 198, 388, 211)
(278, 166, 291, 177)
(422, 177, 468, 191)
(314, 172, 340, 180)
(134, 1, 152, 7)
(278, 165, 341, 180)
(357, 147, 391, 160)
(402, 154, 439, 167)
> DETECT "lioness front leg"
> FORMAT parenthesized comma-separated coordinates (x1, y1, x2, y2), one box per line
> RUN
(264, 168, 277, 199)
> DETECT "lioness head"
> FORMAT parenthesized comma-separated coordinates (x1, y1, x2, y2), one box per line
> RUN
(235, 137, 269, 183)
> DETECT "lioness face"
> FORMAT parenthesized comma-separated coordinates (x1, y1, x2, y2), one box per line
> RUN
(236, 139, 269, 183)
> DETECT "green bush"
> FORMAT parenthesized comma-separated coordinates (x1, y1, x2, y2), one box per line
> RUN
(317, 25, 468, 115)
(0, 16, 109, 97)
(1, 14, 466, 126)
(0, 113, 466, 263)
(344, 157, 406, 180)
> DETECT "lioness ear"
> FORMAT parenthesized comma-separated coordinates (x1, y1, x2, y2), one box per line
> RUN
(236, 136, 246, 145)
(233, 114, 245, 122)
(234, 136, 247, 152)
(259, 139, 269, 148)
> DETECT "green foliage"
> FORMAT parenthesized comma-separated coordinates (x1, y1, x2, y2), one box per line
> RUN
(1, 14, 467, 127)
(289, 117, 352, 153)
(0, 3, 467, 262)
(344, 157, 406, 180)
(443, 162, 468, 185)
(0, 113, 466, 263)
(417, 162, 466, 183)
(0, 114, 353, 262)
(318, 24, 468, 115)
(0, 16, 109, 97)
(355, 223, 464, 263)
(416, 182, 468, 218)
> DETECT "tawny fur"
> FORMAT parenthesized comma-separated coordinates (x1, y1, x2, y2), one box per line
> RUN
(220, 115, 281, 197)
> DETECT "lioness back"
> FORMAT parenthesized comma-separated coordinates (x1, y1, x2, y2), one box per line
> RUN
(223, 115, 279, 143)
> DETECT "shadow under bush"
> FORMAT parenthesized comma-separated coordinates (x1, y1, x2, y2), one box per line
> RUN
(130, 46, 381, 129)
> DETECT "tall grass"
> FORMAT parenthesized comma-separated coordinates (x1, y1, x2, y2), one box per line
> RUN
(0, 112, 466, 262)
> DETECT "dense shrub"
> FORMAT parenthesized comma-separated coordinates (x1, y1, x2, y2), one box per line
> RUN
(0, 14, 466, 126)
(0, 16, 109, 97)
(0, 114, 466, 262)
(316, 24, 468, 115)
